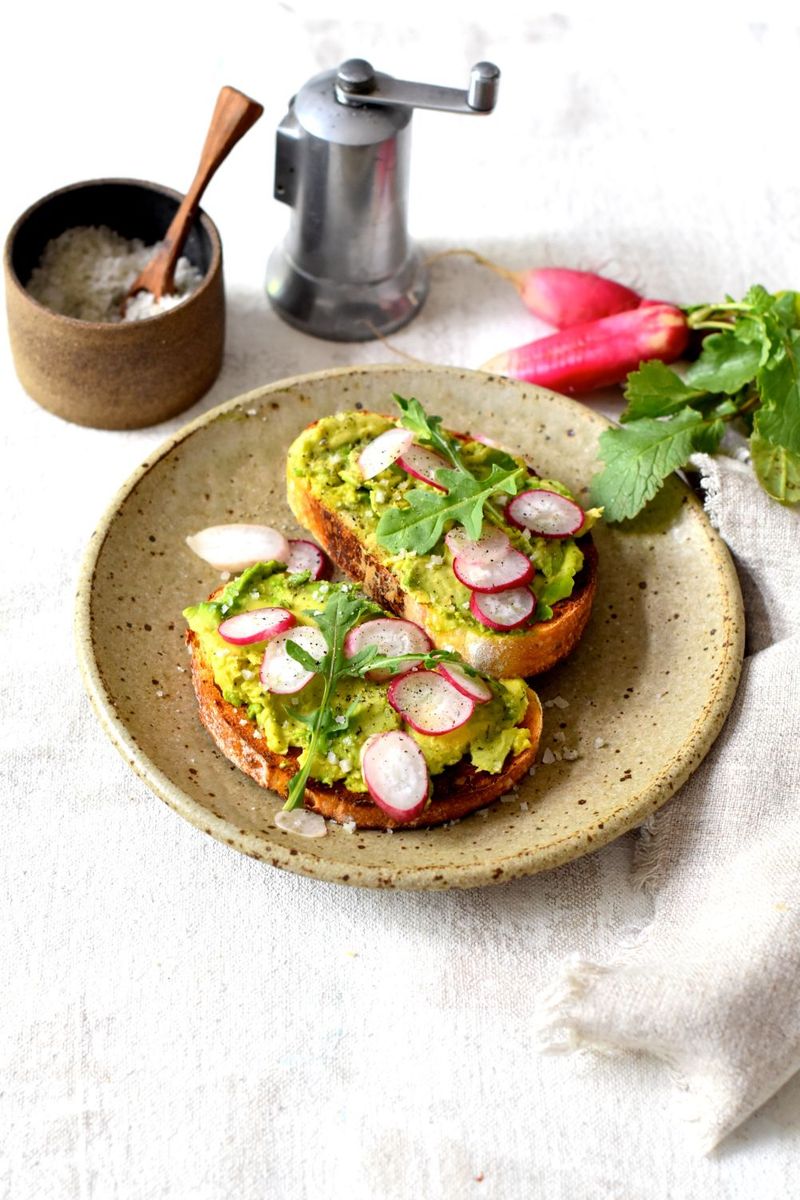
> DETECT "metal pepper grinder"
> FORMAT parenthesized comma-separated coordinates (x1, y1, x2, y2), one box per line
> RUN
(266, 58, 500, 341)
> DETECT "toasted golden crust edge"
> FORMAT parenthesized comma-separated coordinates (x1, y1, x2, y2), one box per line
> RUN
(286, 458, 598, 678)
(186, 630, 542, 830)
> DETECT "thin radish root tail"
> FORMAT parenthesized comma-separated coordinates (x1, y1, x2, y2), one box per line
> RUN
(361, 320, 430, 366)
(423, 248, 522, 289)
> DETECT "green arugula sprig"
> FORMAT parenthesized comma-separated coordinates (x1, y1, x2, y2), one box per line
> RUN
(591, 286, 800, 520)
(375, 395, 525, 555)
(281, 587, 483, 811)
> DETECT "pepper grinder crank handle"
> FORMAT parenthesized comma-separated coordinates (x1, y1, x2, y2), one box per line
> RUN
(266, 59, 500, 342)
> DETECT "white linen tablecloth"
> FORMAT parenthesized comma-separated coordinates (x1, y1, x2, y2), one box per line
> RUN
(3, 3, 800, 1196)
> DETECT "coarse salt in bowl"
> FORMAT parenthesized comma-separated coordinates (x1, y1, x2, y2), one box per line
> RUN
(4, 178, 224, 429)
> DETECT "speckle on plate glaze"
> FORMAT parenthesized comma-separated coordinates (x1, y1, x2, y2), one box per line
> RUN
(74, 364, 744, 890)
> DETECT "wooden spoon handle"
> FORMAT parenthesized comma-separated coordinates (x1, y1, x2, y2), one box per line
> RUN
(149, 86, 264, 296)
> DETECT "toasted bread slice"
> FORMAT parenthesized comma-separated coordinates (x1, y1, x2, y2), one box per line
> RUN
(287, 461, 598, 679)
(186, 630, 542, 830)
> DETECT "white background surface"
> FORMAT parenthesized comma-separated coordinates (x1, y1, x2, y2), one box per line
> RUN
(3, 2, 800, 1196)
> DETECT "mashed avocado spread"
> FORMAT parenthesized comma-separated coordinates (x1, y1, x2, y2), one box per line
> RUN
(183, 563, 531, 794)
(287, 411, 599, 638)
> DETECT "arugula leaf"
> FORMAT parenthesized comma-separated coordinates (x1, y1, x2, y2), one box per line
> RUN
(376, 463, 523, 555)
(750, 426, 800, 503)
(283, 589, 379, 812)
(621, 361, 706, 422)
(683, 330, 764, 394)
(285, 641, 323, 673)
(393, 394, 463, 470)
(590, 409, 706, 522)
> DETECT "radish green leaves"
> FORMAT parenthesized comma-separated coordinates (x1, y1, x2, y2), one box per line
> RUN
(592, 286, 800, 519)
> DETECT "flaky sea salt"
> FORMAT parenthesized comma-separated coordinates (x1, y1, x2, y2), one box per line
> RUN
(26, 225, 204, 323)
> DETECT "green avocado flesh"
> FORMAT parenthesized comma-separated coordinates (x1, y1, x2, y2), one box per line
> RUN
(183, 563, 531, 794)
(286, 410, 599, 636)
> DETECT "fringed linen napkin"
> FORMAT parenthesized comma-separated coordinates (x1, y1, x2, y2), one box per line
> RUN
(539, 453, 800, 1151)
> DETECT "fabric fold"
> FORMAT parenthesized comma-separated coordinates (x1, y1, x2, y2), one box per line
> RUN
(538, 455, 800, 1151)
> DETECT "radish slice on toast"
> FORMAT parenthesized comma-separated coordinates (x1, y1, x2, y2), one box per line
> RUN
(344, 618, 432, 682)
(397, 444, 449, 491)
(186, 524, 290, 572)
(506, 490, 584, 538)
(360, 731, 430, 821)
(218, 607, 296, 645)
(445, 524, 510, 562)
(437, 662, 492, 704)
(387, 670, 475, 735)
(453, 547, 534, 593)
(357, 428, 414, 480)
(470, 587, 536, 630)
(286, 539, 330, 579)
(260, 627, 327, 694)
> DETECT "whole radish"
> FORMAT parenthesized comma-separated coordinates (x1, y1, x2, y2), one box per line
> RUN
(519, 266, 640, 327)
(427, 250, 641, 327)
(481, 304, 689, 394)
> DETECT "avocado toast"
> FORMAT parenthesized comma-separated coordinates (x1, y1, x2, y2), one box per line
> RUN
(183, 562, 542, 830)
(286, 395, 600, 678)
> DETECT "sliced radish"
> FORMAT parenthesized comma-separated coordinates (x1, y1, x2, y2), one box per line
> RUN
(453, 547, 534, 593)
(274, 808, 327, 838)
(445, 524, 510, 561)
(437, 662, 492, 704)
(260, 626, 327, 694)
(186, 524, 290, 572)
(470, 587, 536, 631)
(344, 618, 432, 682)
(473, 432, 503, 449)
(357, 427, 414, 480)
(506, 489, 585, 538)
(387, 670, 475, 735)
(286, 539, 330, 580)
(360, 732, 430, 821)
(397, 444, 449, 491)
(218, 607, 296, 645)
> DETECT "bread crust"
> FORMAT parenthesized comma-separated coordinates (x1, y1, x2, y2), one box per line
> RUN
(286, 446, 598, 678)
(186, 630, 542, 830)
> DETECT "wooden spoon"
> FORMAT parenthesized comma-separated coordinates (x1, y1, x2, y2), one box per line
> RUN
(123, 86, 263, 311)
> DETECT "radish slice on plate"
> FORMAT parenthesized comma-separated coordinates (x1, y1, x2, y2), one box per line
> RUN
(344, 618, 432, 682)
(260, 626, 327, 694)
(357, 427, 414, 480)
(506, 490, 584, 538)
(274, 809, 327, 838)
(360, 731, 430, 821)
(285, 539, 330, 580)
(397, 444, 450, 491)
(437, 662, 492, 704)
(445, 523, 510, 561)
(470, 587, 536, 630)
(453, 547, 534, 593)
(218, 607, 296, 645)
(387, 670, 475, 735)
(186, 524, 290, 572)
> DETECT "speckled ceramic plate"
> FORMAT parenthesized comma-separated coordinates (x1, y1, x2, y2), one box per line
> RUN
(75, 364, 744, 889)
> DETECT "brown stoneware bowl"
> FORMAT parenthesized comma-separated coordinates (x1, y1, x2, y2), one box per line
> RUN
(4, 178, 224, 429)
